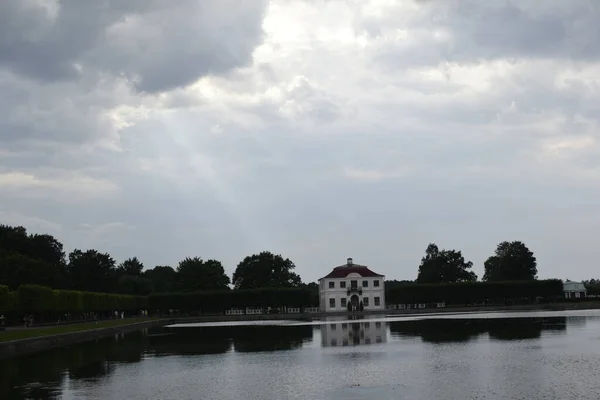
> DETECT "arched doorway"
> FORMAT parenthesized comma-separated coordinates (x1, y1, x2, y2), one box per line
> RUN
(350, 295, 359, 311)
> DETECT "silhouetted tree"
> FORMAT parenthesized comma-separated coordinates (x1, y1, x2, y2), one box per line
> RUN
(416, 243, 477, 284)
(67, 249, 117, 293)
(143, 266, 177, 293)
(0, 225, 66, 288)
(232, 251, 301, 289)
(116, 257, 144, 277)
(483, 241, 537, 281)
(176, 257, 230, 292)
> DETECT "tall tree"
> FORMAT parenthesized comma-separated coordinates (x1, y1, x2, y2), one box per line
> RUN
(583, 279, 600, 296)
(232, 251, 302, 289)
(67, 249, 117, 293)
(483, 241, 537, 281)
(176, 257, 230, 292)
(143, 266, 177, 293)
(0, 225, 30, 255)
(0, 226, 66, 288)
(116, 257, 144, 277)
(416, 243, 477, 284)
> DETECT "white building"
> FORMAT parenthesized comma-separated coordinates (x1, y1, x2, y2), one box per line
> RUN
(563, 281, 587, 299)
(318, 258, 385, 312)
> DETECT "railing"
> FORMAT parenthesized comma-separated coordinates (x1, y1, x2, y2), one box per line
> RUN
(347, 287, 363, 296)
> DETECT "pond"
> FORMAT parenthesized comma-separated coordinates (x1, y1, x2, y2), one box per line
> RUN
(2, 310, 600, 399)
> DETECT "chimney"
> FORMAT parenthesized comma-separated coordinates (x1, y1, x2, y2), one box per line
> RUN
(347, 257, 353, 265)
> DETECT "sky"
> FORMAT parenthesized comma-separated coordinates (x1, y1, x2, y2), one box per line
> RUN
(1, 0, 599, 283)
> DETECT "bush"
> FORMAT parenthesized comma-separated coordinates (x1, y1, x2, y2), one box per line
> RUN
(386, 279, 564, 305)
(148, 287, 316, 314)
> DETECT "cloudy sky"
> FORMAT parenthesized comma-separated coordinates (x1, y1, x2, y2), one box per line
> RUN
(1, 0, 599, 283)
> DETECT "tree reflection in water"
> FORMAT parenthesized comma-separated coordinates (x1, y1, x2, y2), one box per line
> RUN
(0, 316, 577, 398)
(389, 317, 567, 343)
(0, 324, 314, 399)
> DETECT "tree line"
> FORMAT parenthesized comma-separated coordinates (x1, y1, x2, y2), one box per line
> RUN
(0, 225, 303, 296)
(415, 240, 538, 284)
(0, 284, 147, 322)
(2, 223, 597, 313)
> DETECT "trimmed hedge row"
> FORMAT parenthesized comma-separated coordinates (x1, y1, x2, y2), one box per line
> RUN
(0, 280, 569, 316)
(0, 284, 147, 315)
(149, 287, 317, 314)
(386, 279, 564, 305)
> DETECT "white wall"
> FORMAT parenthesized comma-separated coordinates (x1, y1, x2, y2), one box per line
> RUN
(318, 273, 385, 312)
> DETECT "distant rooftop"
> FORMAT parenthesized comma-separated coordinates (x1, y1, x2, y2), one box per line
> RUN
(319, 258, 384, 280)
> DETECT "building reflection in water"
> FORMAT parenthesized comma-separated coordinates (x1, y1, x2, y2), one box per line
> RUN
(321, 318, 387, 347)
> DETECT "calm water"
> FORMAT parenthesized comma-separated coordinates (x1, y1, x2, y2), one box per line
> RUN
(2, 310, 600, 399)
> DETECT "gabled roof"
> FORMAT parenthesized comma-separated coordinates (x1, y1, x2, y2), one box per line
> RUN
(563, 281, 586, 291)
(319, 264, 384, 280)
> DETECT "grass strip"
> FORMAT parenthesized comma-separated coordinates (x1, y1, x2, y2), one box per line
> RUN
(0, 318, 158, 342)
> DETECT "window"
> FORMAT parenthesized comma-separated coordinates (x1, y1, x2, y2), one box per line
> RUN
(330, 323, 336, 330)
(374, 280, 380, 287)
(363, 297, 369, 306)
(362, 280, 368, 287)
(340, 281, 346, 288)
(341, 298, 347, 308)
(329, 298, 335, 308)
(329, 281, 335, 289)
(374, 297, 381, 306)
(350, 280, 357, 288)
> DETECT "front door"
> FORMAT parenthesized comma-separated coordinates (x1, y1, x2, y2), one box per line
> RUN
(350, 294, 359, 311)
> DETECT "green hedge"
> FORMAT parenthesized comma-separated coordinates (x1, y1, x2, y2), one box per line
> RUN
(0, 284, 147, 315)
(0, 284, 16, 313)
(387, 279, 564, 305)
(149, 287, 316, 313)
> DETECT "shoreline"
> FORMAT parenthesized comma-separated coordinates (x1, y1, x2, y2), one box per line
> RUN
(0, 318, 166, 360)
(2, 301, 599, 359)
(176, 301, 600, 322)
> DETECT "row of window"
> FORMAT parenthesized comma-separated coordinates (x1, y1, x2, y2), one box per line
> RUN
(330, 321, 382, 330)
(328, 279, 380, 289)
(329, 297, 381, 308)
(330, 336, 383, 346)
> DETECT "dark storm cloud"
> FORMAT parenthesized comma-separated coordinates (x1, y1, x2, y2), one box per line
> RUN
(0, 0, 268, 92)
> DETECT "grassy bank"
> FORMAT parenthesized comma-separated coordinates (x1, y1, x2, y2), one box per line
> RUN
(0, 318, 157, 342)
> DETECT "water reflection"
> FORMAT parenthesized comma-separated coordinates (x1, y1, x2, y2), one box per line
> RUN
(0, 325, 314, 399)
(321, 320, 387, 347)
(2, 313, 597, 399)
(389, 317, 567, 343)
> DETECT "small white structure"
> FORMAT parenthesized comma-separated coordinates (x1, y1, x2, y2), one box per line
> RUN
(563, 281, 587, 299)
(304, 307, 320, 313)
(318, 258, 385, 312)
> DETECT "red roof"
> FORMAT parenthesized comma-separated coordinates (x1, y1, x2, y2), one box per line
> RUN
(319, 264, 384, 280)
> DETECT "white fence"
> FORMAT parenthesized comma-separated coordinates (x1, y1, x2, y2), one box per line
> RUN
(387, 302, 444, 310)
(223, 307, 317, 315)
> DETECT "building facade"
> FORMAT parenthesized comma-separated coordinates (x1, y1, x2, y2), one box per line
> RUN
(563, 281, 587, 299)
(318, 258, 385, 312)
